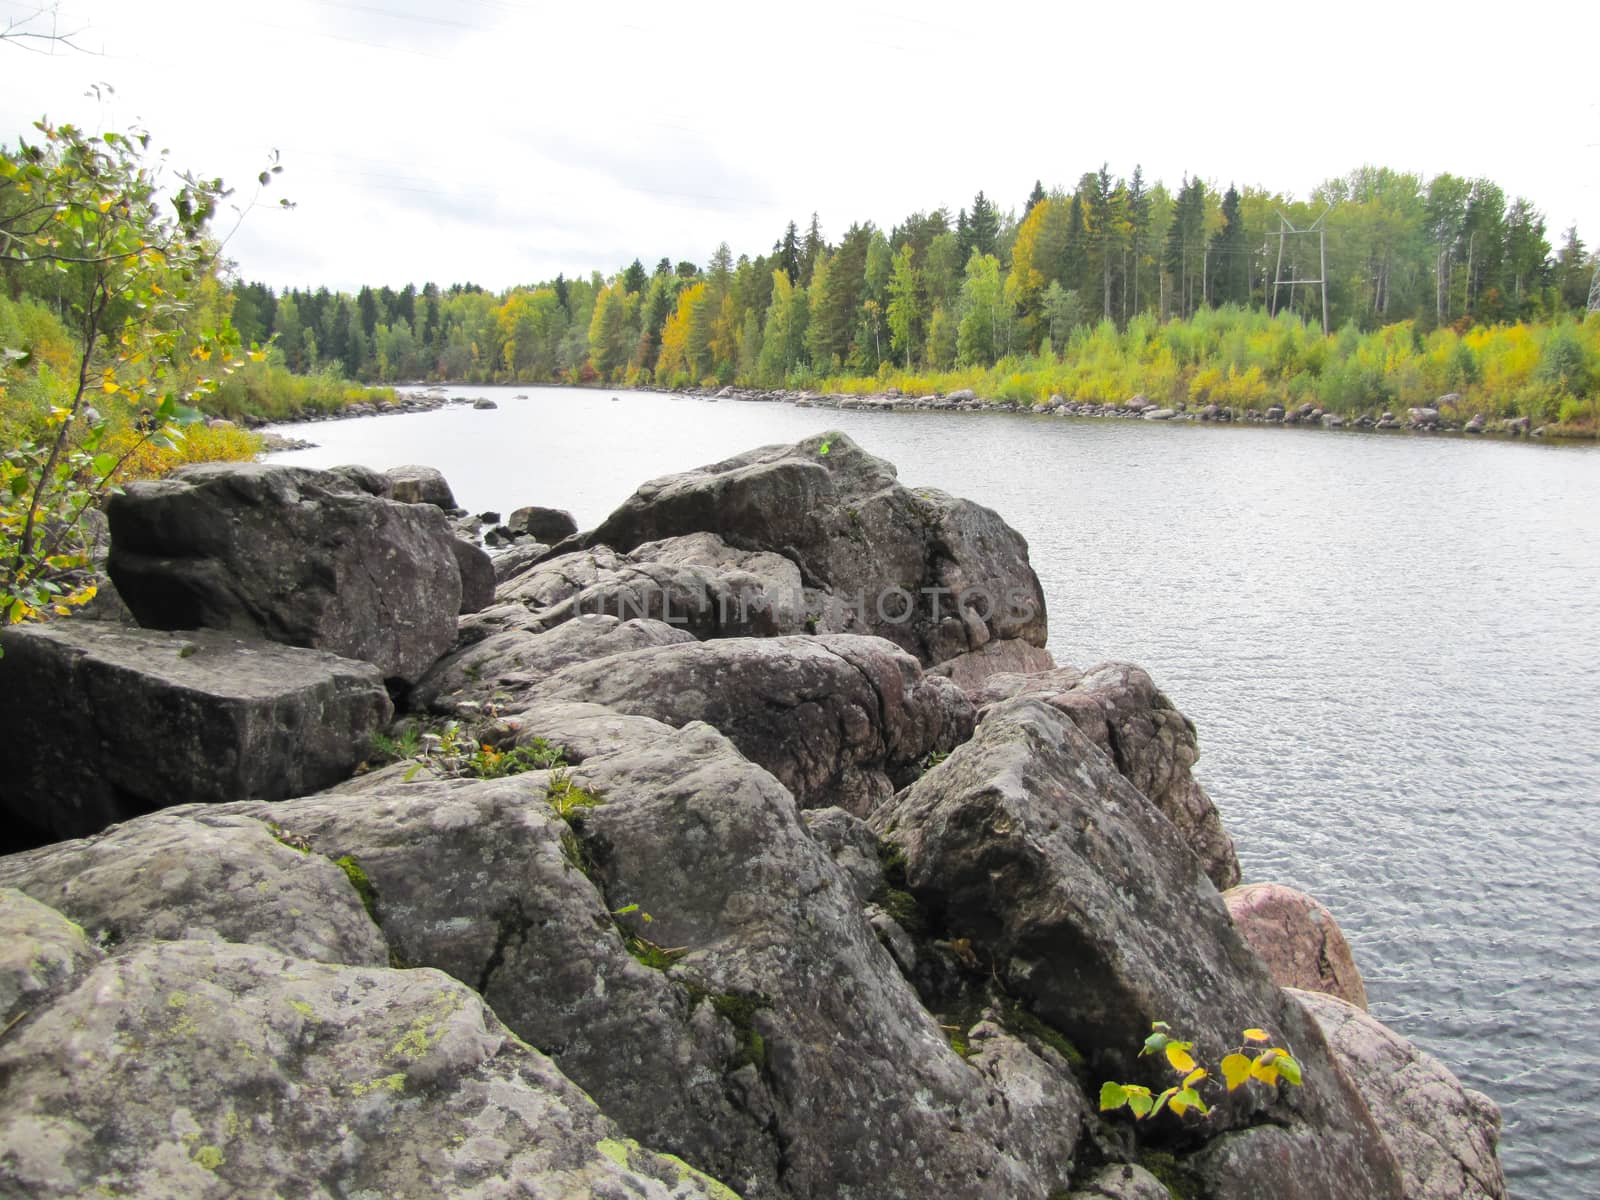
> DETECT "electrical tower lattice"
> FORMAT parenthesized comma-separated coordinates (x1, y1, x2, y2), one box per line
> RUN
(1589, 262, 1600, 313)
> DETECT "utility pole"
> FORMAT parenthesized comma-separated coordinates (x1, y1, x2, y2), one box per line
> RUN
(1270, 208, 1332, 336)
(1588, 260, 1600, 313)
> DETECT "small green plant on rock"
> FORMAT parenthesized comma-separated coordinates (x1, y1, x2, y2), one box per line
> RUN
(370, 723, 569, 782)
(1099, 1022, 1302, 1120)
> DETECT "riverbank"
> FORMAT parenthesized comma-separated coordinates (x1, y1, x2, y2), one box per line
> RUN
(646, 382, 1572, 438)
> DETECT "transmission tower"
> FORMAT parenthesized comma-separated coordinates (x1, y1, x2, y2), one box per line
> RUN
(1588, 260, 1600, 313)
(1269, 207, 1331, 336)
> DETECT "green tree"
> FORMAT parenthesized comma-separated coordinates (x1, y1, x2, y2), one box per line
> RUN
(886, 244, 925, 368)
(1, 118, 274, 624)
(1209, 186, 1249, 307)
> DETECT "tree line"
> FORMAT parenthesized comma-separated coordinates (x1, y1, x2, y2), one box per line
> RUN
(227, 164, 1597, 393)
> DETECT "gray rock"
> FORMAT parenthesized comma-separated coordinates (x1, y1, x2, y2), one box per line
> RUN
(0, 888, 100, 1028)
(328, 463, 392, 497)
(489, 540, 551, 582)
(1068, 1163, 1175, 1200)
(450, 537, 496, 614)
(930, 638, 1056, 690)
(1225, 882, 1369, 1009)
(799, 807, 885, 905)
(1142, 408, 1177, 420)
(472, 396, 498, 409)
(530, 634, 974, 814)
(509, 504, 579, 542)
(108, 463, 463, 684)
(218, 702, 1084, 1199)
(411, 614, 695, 716)
(580, 432, 1047, 667)
(0, 622, 391, 846)
(0, 937, 737, 1200)
(1292, 988, 1506, 1200)
(968, 662, 1239, 889)
(0, 810, 388, 967)
(384, 463, 457, 508)
(499, 533, 822, 641)
(871, 698, 1402, 1199)
(946, 388, 977, 402)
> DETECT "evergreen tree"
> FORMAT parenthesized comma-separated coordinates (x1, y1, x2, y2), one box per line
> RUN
(1209, 186, 1249, 306)
(622, 259, 648, 294)
(801, 213, 825, 286)
(968, 190, 1000, 259)
(775, 221, 801, 284)
(1024, 179, 1047, 217)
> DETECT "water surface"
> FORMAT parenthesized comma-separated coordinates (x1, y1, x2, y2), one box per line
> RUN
(268, 386, 1600, 1192)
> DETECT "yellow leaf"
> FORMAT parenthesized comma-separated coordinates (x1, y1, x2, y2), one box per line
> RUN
(1168, 1093, 1190, 1117)
(1249, 1053, 1280, 1086)
(1243, 1028, 1270, 1042)
(1221, 1053, 1252, 1091)
(1183, 1067, 1208, 1088)
(102, 377, 120, 394)
(1165, 1043, 1196, 1074)
(248, 349, 267, 363)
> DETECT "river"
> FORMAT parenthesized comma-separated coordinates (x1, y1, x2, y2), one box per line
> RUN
(266, 384, 1600, 1193)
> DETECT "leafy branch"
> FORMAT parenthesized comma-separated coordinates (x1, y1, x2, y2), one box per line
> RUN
(1099, 1021, 1303, 1121)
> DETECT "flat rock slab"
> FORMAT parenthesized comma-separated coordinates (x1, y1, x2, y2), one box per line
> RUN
(107, 463, 462, 684)
(0, 936, 737, 1200)
(0, 810, 388, 967)
(0, 622, 391, 846)
(528, 634, 974, 814)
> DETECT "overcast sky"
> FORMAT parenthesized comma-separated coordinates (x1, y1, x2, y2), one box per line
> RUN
(3, 0, 1595, 293)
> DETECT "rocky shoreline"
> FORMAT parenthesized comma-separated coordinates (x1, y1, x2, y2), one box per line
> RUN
(0, 433, 1506, 1199)
(247, 378, 1560, 443)
(652, 383, 1545, 438)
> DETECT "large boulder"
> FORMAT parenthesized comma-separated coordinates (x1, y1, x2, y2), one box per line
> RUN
(529, 634, 974, 814)
(508, 504, 578, 542)
(930, 638, 1056, 689)
(0, 811, 389, 967)
(411, 614, 695, 716)
(498, 533, 820, 641)
(210, 701, 1086, 1199)
(384, 462, 456, 508)
(0, 935, 737, 1200)
(579, 432, 1047, 669)
(450, 537, 496, 614)
(1292, 989, 1507, 1200)
(0, 622, 391, 847)
(1225, 883, 1369, 1009)
(870, 698, 1402, 1199)
(970, 662, 1239, 889)
(107, 463, 462, 684)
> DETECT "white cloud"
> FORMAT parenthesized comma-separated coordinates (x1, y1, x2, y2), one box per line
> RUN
(2, 0, 1593, 292)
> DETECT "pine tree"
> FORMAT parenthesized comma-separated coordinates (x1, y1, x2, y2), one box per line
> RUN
(775, 221, 801, 284)
(801, 213, 825, 286)
(1024, 179, 1046, 217)
(968, 190, 1000, 259)
(1209, 186, 1248, 306)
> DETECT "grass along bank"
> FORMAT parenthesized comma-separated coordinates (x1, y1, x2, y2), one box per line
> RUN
(819, 308, 1600, 438)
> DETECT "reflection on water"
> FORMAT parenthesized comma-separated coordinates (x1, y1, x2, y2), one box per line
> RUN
(268, 386, 1600, 1192)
